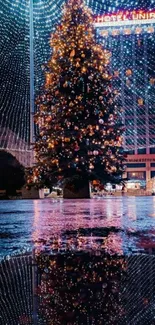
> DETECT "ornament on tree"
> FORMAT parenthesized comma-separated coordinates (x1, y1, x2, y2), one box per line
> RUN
(63, 81, 68, 87)
(74, 144, 80, 151)
(89, 163, 94, 169)
(81, 66, 87, 73)
(70, 49, 75, 57)
(64, 137, 70, 142)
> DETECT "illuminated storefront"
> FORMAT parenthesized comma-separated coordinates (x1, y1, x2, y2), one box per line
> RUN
(124, 154, 155, 189)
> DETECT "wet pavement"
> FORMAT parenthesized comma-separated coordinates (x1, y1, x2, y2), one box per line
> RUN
(1, 197, 155, 259)
(1, 197, 155, 324)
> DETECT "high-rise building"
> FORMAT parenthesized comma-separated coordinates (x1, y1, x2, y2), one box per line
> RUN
(95, 10, 155, 189)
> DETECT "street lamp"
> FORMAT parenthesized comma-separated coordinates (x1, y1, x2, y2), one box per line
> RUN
(30, 0, 34, 145)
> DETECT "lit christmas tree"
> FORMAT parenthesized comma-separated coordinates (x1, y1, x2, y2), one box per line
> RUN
(31, 0, 125, 198)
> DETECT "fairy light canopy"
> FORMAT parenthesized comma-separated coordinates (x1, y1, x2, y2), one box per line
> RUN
(0, 0, 154, 150)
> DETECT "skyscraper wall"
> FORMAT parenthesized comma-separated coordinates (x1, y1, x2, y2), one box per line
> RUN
(96, 11, 155, 155)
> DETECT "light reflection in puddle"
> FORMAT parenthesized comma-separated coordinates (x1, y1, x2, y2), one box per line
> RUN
(0, 197, 155, 258)
(0, 197, 155, 323)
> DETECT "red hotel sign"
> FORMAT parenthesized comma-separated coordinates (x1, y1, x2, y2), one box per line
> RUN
(94, 10, 155, 24)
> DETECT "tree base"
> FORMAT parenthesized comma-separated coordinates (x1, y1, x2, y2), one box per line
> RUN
(22, 187, 44, 199)
(63, 180, 90, 199)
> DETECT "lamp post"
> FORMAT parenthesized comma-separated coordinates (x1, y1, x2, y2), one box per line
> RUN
(30, 0, 34, 146)
(30, 5, 38, 322)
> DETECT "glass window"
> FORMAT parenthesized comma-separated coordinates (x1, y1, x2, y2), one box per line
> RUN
(125, 119, 134, 126)
(149, 128, 155, 136)
(126, 163, 146, 168)
(148, 106, 155, 114)
(125, 109, 134, 117)
(137, 128, 146, 136)
(100, 30, 108, 37)
(126, 149, 135, 155)
(126, 128, 134, 137)
(137, 108, 145, 116)
(150, 138, 155, 145)
(149, 117, 155, 125)
(126, 138, 135, 145)
(150, 148, 155, 154)
(135, 28, 142, 35)
(137, 138, 146, 146)
(127, 172, 146, 180)
(112, 30, 120, 36)
(125, 94, 133, 105)
(147, 27, 154, 34)
(124, 29, 131, 35)
(151, 171, 155, 178)
(138, 148, 146, 154)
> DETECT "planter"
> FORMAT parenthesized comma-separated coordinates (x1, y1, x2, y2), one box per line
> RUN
(22, 187, 44, 199)
(63, 180, 90, 199)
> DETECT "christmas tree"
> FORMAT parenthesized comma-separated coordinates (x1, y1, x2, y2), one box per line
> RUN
(31, 0, 125, 197)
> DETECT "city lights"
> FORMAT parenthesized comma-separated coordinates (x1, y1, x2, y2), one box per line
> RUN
(96, 9, 155, 154)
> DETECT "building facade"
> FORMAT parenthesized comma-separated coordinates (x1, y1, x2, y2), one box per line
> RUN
(95, 10, 155, 189)
(0, 128, 34, 167)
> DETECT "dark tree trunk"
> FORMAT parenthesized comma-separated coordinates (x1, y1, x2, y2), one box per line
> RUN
(63, 179, 90, 199)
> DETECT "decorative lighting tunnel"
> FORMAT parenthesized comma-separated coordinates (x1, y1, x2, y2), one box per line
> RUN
(0, 0, 154, 153)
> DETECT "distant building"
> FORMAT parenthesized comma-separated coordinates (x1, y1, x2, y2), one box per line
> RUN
(95, 10, 155, 189)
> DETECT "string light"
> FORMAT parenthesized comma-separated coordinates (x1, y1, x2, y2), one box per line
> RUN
(0, 0, 154, 152)
(0, 255, 33, 323)
(0, 0, 30, 146)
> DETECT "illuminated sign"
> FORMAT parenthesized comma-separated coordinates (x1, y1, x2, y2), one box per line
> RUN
(127, 158, 155, 163)
(94, 10, 155, 26)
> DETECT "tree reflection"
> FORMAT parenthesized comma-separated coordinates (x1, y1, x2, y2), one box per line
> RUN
(1, 249, 155, 324)
(36, 250, 126, 324)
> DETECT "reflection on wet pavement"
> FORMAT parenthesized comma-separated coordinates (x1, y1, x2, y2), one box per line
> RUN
(1, 251, 155, 324)
(0, 197, 155, 324)
(1, 197, 155, 258)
